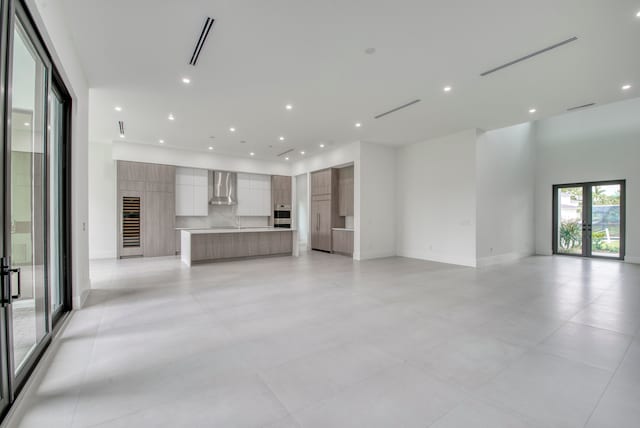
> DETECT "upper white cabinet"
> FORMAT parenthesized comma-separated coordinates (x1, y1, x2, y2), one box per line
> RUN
(176, 167, 208, 216)
(236, 173, 271, 216)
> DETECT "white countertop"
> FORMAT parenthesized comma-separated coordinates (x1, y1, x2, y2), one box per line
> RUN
(182, 227, 295, 235)
(332, 228, 354, 231)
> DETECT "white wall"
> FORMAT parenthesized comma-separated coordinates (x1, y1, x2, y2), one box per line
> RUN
(476, 124, 535, 266)
(88, 140, 116, 259)
(112, 141, 291, 175)
(535, 98, 640, 263)
(295, 174, 308, 249)
(396, 130, 477, 267)
(359, 143, 396, 260)
(29, 0, 91, 307)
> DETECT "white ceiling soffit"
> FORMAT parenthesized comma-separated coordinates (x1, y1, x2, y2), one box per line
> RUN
(61, 0, 640, 161)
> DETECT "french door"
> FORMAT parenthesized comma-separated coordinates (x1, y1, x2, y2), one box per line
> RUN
(0, 0, 72, 418)
(553, 180, 626, 260)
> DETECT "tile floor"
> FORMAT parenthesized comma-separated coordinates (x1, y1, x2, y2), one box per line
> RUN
(5, 252, 640, 427)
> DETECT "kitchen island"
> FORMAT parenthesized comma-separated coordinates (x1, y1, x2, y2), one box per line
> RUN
(180, 228, 298, 266)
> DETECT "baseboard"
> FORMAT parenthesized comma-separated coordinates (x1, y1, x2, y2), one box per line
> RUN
(476, 251, 533, 268)
(89, 251, 117, 260)
(358, 250, 397, 261)
(624, 256, 640, 264)
(74, 288, 90, 309)
(397, 251, 476, 268)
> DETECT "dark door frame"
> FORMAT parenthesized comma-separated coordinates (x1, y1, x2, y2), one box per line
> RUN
(552, 179, 626, 261)
(0, 0, 73, 419)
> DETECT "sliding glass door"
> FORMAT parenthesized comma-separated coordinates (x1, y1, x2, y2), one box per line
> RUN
(0, 1, 72, 417)
(553, 181, 625, 260)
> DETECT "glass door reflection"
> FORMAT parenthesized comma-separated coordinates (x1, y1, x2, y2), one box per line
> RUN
(9, 21, 49, 374)
(591, 184, 622, 258)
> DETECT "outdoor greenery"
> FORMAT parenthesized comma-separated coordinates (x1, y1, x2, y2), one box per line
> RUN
(559, 221, 582, 251)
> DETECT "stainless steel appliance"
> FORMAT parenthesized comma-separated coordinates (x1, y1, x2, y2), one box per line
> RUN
(274, 204, 291, 228)
(208, 171, 237, 205)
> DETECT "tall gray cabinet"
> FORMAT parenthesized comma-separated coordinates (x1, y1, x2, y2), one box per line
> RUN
(117, 161, 176, 258)
(310, 168, 343, 252)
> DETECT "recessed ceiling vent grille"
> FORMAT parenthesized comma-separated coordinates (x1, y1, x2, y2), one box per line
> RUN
(567, 102, 596, 112)
(118, 120, 125, 135)
(277, 148, 294, 157)
(374, 99, 421, 119)
(480, 36, 578, 77)
(189, 17, 215, 66)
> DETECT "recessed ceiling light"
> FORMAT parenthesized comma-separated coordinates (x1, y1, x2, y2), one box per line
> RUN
(114, 106, 122, 112)
(285, 104, 293, 110)
(636, 10, 640, 17)
(279, 136, 285, 141)
(355, 122, 362, 128)
(159, 139, 164, 144)
(182, 77, 191, 84)
(168, 114, 175, 121)
(300, 151, 305, 155)
(529, 108, 537, 114)
(229, 127, 236, 132)
(208, 146, 213, 150)
(443, 86, 452, 92)
(249, 152, 255, 156)
(119, 134, 125, 139)
(285, 157, 289, 161)
(622, 84, 632, 90)
(24, 122, 30, 126)
(319, 143, 325, 148)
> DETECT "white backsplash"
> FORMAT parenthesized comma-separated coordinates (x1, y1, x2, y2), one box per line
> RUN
(345, 215, 354, 229)
(176, 205, 269, 229)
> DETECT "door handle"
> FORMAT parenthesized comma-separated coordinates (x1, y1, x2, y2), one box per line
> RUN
(1, 257, 21, 306)
(0, 257, 22, 307)
(10, 267, 21, 300)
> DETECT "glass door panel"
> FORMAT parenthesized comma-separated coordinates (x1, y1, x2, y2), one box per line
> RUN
(591, 184, 622, 258)
(9, 21, 49, 374)
(554, 181, 625, 260)
(556, 186, 584, 255)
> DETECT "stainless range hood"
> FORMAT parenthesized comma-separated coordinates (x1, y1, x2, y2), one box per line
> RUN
(208, 171, 237, 205)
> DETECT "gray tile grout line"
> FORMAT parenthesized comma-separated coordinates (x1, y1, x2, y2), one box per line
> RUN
(582, 338, 634, 427)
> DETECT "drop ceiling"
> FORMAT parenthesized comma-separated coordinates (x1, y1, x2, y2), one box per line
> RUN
(60, 0, 640, 161)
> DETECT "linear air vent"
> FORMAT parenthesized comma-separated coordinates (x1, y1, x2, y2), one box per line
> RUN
(480, 36, 578, 77)
(189, 17, 215, 66)
(277, 148, 294, 157)
(118, 120, 124, 135)
(567, 102, 596, 112)
(374, 99, 421, 119)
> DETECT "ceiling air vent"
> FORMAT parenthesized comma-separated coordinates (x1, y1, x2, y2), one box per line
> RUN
(277, 148, 294, 157)
(567, 102, 596, 112)
(118, 120, 125, 136)
(480, 36, 578, 77)
(374, 99, 421, 119)
(189, 17, 215, 66)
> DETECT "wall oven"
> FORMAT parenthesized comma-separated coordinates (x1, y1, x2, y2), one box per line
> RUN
(274, 204, 291, 228)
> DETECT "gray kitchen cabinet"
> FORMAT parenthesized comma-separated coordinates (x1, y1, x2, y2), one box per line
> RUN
(310, 168, 344, 252)
(271, 175, 292, 207)
(338, 166, 354, 216)
(311, 196, 332, 251)
(117, 160, 176, 258)
(332, 229, 354, 255)
(311, 168, 332, 196)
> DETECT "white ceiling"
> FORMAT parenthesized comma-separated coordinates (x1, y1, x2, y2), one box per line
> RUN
(61, 0, 640, 161)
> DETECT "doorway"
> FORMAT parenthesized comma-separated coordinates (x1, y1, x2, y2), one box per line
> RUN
(0, 0, 72, 418)
(553, 180, 625, 260)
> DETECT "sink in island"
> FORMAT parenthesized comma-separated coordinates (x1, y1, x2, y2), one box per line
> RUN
(180, 228, 298, 266)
